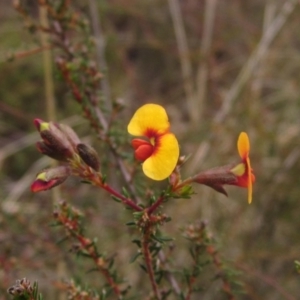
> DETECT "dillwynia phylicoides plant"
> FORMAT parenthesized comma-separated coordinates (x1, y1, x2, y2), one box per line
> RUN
(8, 2, 257, 299)
(14, 103, 255, 300)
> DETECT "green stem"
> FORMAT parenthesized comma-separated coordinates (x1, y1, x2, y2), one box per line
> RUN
(173, 176, 195, 191)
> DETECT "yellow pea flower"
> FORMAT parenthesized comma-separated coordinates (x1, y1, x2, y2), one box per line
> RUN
(128, 104, 179, 180)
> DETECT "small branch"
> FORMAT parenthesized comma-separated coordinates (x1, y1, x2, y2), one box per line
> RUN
(147, 196, 165, 215)
(102, 183, 143, 212)
(2, 45, 54, 64)
(185, 276, 195, 300)
(73, 160, 142, 212)
(142, 225, 161, 300)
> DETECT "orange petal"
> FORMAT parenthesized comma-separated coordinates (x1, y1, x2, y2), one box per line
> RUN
(237, 132, 250, 160)
(246, 157, 252, 204)
(142, 133, 179, 180)
(128, 104, 170, 137)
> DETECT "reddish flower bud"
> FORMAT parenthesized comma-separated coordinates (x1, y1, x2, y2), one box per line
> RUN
(33, 118, 46, 131)
(193, 165, 237, 196)
(76, 143, 100, 171)
(34, 119, 75, 160)
(193, 132, 255, 203)
(36, 141, 68, 161)
(58, 123, 81, 149)
(31, 166, 71, 192)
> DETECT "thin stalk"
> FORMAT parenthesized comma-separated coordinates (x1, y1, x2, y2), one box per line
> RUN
(195, 0, 218, 123)
(185, 276, 195, 300)
(88, 0, 111, 111)
(39, 6, 56, 122)
(142, 228, 161, 300)
(147, 196, 165, 215)
(2, 45, 54, 64)
(168, 0, 194, 122)
(102, 183, 143, 212)
(251, 0, 277, 98)
(39, 5, 62, 203)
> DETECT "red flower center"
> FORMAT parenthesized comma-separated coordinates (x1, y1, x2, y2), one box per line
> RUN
(132, 138, 154, 161)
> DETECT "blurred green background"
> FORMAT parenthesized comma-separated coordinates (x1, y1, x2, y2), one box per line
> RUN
(1, 0, 300, 299)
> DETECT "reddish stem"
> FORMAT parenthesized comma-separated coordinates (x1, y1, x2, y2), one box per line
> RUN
(147, 196, 164, 215)
(8, 45, 54, 61)
(74, 160, 142, 212)
(102, 183, 143, 212)
(142, 225, 161, 300)
(185, 276, 196, 300)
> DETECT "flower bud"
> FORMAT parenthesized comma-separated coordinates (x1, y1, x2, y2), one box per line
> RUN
(76, 143, 100, 171)
(31, 166, 71, 192)
(34, 118, 47, 132)
(193, 165, 237, 196)
(36, 141, 68, 161)
(34, 119, 75, 160)
(58, 123, 81, 148)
